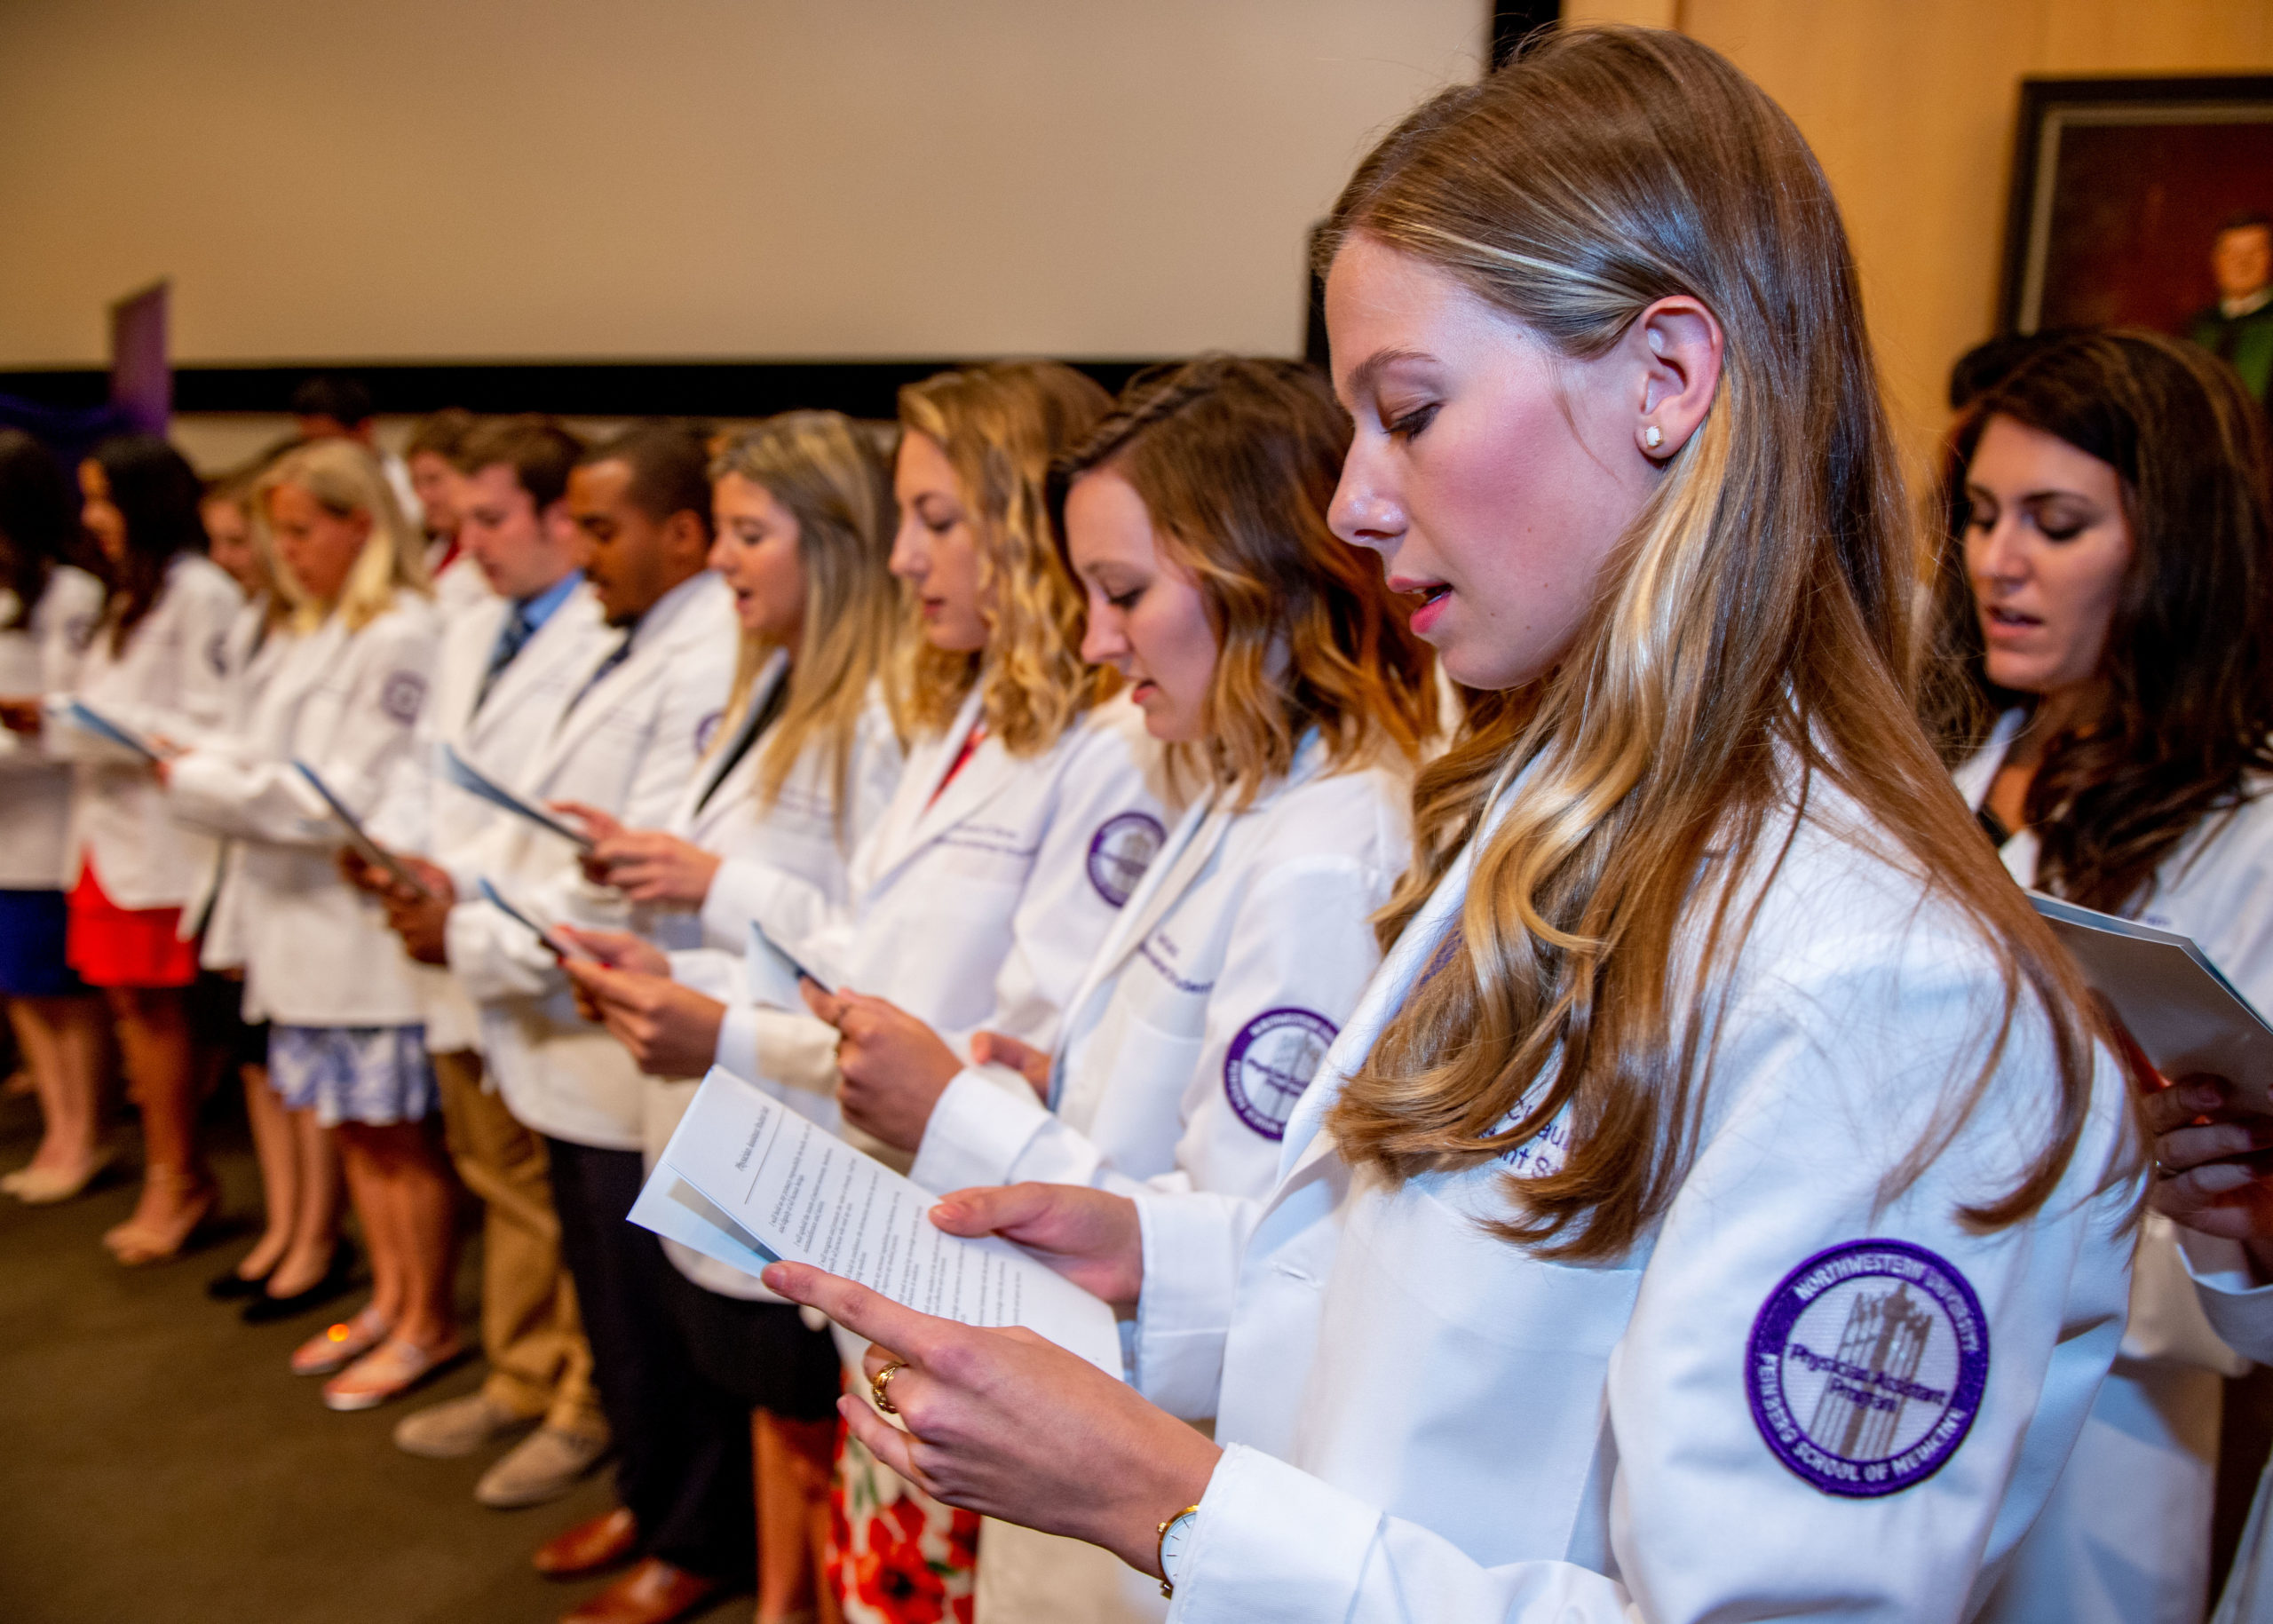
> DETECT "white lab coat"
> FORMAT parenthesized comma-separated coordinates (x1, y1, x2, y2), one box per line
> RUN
(443, 571, 737, 1151)
(2182, 1222, 2273, 1624)
(915, 736, 1412, 1202)
(429, 545, 495, 625)
(0, 566, 104, 891)
(166, 590, 442, 1027)
(50, 553, 242, 909)
(1956, 710, 2251, 1624)
(648, 653, 907, 1300)
(708, 685, 1176, 1136)
(367, 577, 613, 1053)
(188, 597, 295, 970)
(1128, 770, 2140, 1623)
(912, 737, 1412, 1624)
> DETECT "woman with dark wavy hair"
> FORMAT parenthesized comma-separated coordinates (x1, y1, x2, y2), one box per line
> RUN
(1926, 328, 2273, 1624)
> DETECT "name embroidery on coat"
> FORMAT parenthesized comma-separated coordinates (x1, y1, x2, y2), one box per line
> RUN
(1746, 1239, 1989, 1498)
(1224, 1007, 1338, 1140)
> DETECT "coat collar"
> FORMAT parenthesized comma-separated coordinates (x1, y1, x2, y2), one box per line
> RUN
(532, 572, 720, 784)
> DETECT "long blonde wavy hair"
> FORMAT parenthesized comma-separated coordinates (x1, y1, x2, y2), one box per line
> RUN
(899, 362, 1118, 755)
(257, 439, 429, 633)
(712, 411, 908, 846)
(1323, 27, 2119, 1263)
(1049, 354, 1439, 806)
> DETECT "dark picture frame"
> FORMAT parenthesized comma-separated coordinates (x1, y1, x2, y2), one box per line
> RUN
(1998, 75, 2273, 337)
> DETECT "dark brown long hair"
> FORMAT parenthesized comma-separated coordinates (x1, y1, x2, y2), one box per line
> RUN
(1048, 354, 1437, 805)
(91, 435, 208, 653)
(1924, 329, 2273, 915)
(0, 431, 76, 630)
(1319, 26, 2115, 1263)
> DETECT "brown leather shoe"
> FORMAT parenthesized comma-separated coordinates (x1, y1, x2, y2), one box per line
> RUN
(559, 1558, 720, 1624)
(534, 1507, 639, 1579)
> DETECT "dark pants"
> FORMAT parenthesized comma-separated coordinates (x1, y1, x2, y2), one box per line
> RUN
(545, 1136, 755, 1583)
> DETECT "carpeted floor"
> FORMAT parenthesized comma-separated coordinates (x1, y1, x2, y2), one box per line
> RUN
(0, 1083, 752, 1624)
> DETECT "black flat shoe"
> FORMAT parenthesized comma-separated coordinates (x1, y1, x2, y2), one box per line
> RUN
(207, 1257, 276, 1300)
(241, 1239, 358, 1325)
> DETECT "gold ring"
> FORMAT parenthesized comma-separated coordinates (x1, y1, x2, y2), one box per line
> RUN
(871, 1360, 908, 1414)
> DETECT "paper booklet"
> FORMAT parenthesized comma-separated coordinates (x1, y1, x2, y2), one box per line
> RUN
(2031, 891, 2273, 1112)
(475, 876, 592, 963)
(440, 744, 593, 850)
(56, 697, 162, 760)
(292, 760, 437, 899)
(629, 1066, 1123, 1377)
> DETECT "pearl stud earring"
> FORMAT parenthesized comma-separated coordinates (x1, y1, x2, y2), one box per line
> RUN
(1643, 425, 1663, 450)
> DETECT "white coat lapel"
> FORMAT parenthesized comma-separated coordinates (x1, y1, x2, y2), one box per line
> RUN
(1274, 823, 1484, 1184)
(860, 687, 1002, 893)
(685, 651, 786, 827)
(463, 590, 601, 759)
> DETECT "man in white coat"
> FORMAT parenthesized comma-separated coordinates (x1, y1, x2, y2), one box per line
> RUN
(358, 417, 619, 1509)
(440, 424, 746, 1624)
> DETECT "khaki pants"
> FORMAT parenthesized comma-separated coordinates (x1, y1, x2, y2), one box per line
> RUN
(433, 1049, 606, 1439)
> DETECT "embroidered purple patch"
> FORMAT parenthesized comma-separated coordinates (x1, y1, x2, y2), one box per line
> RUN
(1223, 1007, 1338, 1140)
(1084, 811, 1164, 907)
(694, 708, 724, 754)
(1746, 1239, 1988, 1498)
(379, 669, 428, 724)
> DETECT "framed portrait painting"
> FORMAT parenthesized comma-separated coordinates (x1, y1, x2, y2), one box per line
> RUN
(2000, 75, 2273, 399)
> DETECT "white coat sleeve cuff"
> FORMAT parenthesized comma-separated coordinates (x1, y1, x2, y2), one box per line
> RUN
(1132, 1191, 1245, 1420)
(669, 948, 748, 1007)
(2178, 1225, 2273, 1365)
(443, 901, 559, 1002)
(700, 859, 771, 952)
(748, 1009, 841, 1099)
(910, 1066, 1050, 1196)
(1169, 1445, 1375, 1623)
(715, 1002, 763, 1080)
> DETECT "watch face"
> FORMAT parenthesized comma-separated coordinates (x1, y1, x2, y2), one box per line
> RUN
(1160, 1510, 1198, 1582)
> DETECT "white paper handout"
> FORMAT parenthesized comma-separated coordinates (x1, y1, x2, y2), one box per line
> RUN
(440, 744, 593, 849)
(631, 1066, 1123, 1376)
(51, 696, 162, 760)
(293, 760, 438, 899)
(2031, 890, 2273, 1112)
(742, 917, 834, 1008)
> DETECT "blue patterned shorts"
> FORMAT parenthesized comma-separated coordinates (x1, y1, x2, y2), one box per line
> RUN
(268, 1025, 436, 1127)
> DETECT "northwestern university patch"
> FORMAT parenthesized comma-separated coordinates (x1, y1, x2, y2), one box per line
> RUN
(1223, 1007, 1338, 1140)
(1746, 1239, 1988, 1498)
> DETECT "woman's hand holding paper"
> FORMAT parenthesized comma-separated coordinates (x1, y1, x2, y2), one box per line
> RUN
(560, 955, 725, 1078)
(2145, 1074, 2273, 1280)
(585, 826, 723, 906)
(802, 985, 962, 1151)
(760, 1253, 1218, 1578)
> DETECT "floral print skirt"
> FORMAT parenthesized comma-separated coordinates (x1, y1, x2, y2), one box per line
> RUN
(831, 1419, 981, 1624)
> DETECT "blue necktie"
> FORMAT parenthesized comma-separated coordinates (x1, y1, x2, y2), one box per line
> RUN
(563, 632, 633, 719)
(474, 603, 535, 713)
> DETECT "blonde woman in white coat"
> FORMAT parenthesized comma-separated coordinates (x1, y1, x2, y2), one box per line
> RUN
(1925, 331, 2273, 1624)
(44, 437, 240, 1263)
(0, 431, 112, 1205)
(832, 357, 1438, 1624)
(561, 411, 910, 1624)
(568, 363, 1171, 1623)
(764, 33, 2144, 1623)
(186, 464, 337, 1309)
(167, 440, 459, 1409)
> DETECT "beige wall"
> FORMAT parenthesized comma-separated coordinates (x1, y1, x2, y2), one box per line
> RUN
(0, 0, 1483, 369)
(1572, 0, 2273, 471)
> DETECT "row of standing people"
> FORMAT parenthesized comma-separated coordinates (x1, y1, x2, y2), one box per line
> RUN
(7, 32, 2273, 1624)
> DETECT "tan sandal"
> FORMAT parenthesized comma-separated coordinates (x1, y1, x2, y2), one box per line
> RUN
(101, 1168, 217, 1264)
(322, 1336, 468, 1412)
